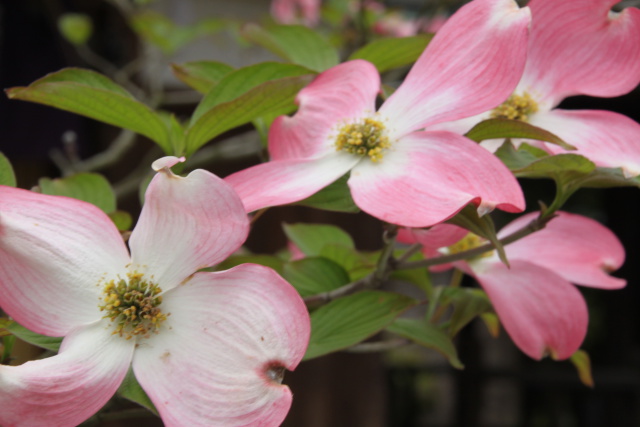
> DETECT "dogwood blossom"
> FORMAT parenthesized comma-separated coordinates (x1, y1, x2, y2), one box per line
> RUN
(433, 0, 640, 176)
(398, 211, 626, 360)
(226, 0, 530, 228)
(0, 157, 310, 427)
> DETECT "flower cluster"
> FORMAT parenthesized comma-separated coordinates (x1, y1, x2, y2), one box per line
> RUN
(1, 0, 639, 425)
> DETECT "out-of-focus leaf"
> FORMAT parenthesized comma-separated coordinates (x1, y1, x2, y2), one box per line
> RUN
(215, 254, 285, 275)
(569, 349, 594, 388)
(441, 287, 493, 336)
(39, 173, 116, 214)
(192, 62, 313, 123)
(0, 152, 17, 187)
(480, 312, 500, 337)
(390, 249, 431, 294)
(283, 257, 350, 297)
(466, 118, 574, 150)
(295, 174, 359, 212)
(242, 24, 339, 72)
(131, 10, 224, 54)
(387, 318, 464, 369)
(184, 74, 313, 155)
(283, 223, 354, 256)
(117, 369, 158, 414)
(349, 35, 433, 73)
(6, 69, 172, 153)
(171, 61, 235, 94)
(58, 13, 93, 45)
(304, 291, 417, 360)
(108, 210, 133, 231)
(6, 322, 62, 352)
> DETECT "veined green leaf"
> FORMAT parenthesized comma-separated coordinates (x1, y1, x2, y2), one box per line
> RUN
(6, 68, 172, 153)
(283, 223, 354, 256)
(441, 287, 493, 337)
(184, 74, 313, 155)
(6, 322, 63, 352)
(192, 62, 314, 123)
(349, 35, 433, 73)
(466, 118, 575, 150)
(295, 174, 360, 213)
(0, 152, 17, 187)
(283, 257, 351, 297)
(171, 61, 235, 94)
(304, 291, 417, 360)
(319, 244, 376, 281)
(387, 318, 463, 369)
(242, 24, 339, 72)
(39, 173, 116, 213)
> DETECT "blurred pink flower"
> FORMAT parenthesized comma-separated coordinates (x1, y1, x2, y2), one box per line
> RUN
(0, 157, 310, 427)
(227, 0, 531, 227)
(271, 0, 321, 26)
(398, 211, 626, 360)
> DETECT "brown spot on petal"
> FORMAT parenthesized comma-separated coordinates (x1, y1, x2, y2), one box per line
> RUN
(264, 362, 286, 384)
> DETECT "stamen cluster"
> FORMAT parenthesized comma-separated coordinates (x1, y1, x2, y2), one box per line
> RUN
(448, 233, 493, 259)
(490, 92, 538, 121)
(99, 272, 167, 339)
(335, 118, 390, 162)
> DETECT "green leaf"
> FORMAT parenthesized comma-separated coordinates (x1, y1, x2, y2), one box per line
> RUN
(514, 153, 596, 179)
(389, 250, 431, 294)
(465, 118, 575, 150)
(494, 140, 548, 171)
(480, 312, 500, 337)
(304, 291, 417, 360)
(192, 62, 314, 123)
(446, 204, 507, 266)
(349, 35, 433, 73)
(569, 349, 594, 388)
(215, 254, 285, 275)
(283, 257, 351, 297)
(441, 287, 493, 336)
(39, 173, 116, 213)
(131, 11, 224, 54)
(6, 68, 173, 153)
(0, 152, 17, 187)
(184, 74, 313, 155)
(242, 24, 339, 72)
(294, 174, 359, 212)
(108, 210, 133, 231)
(283, 223, 354, 256)
(117, 369, 158, 414)
(58, 13, 93, 45)
(7, 322, 63, 352)
(171, 61, 235, 94)
(387, 318, 464, 369)
(319, 244, 376, 281)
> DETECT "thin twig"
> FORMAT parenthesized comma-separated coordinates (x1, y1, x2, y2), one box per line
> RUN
(397, 214, 554, 270)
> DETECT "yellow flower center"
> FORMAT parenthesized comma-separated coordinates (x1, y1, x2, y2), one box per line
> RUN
(447, 233, 493, 259)
(490, 92, 539, 122)
(99, 272, 168, 340)
(335, 118, 390, 162)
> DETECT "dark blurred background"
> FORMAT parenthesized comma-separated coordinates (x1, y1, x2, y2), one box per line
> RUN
(1, 1, 639, 426)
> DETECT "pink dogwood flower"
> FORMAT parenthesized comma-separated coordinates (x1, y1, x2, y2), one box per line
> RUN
(0, 157, 310, 427)
(271, 0, 320, 26)
(433, 0, 640, 176)
(398, 211, 626, 360)
(226, 0, 531, 228)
